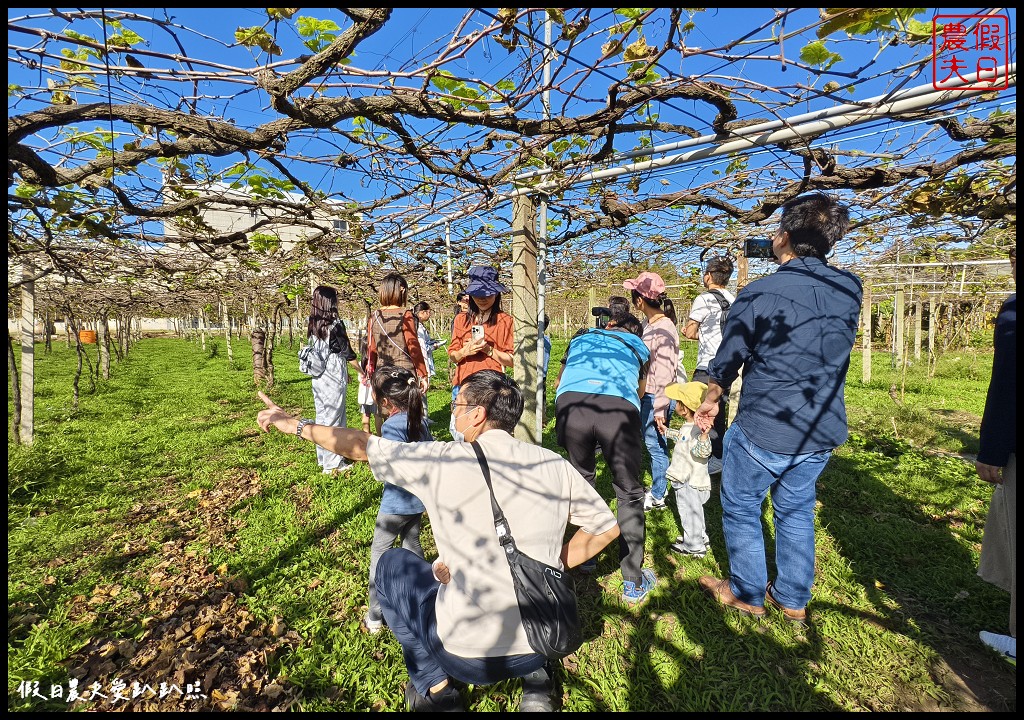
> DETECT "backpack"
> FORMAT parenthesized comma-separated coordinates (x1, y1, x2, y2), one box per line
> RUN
(707, 290, 732, 334)
(299, 320, 345, 378)
(299, 336, 328, 377)
(368, 310, 415, 376)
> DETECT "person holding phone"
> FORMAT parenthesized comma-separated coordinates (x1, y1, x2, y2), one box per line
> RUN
(694, 193, 862, 625)
(447, 266, 514, 440)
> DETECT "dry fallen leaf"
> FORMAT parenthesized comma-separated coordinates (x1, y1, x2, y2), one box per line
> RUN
(193, 622, 213, 641)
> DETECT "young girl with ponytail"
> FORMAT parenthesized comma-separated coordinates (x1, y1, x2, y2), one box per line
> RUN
(362, 365, 433, 634)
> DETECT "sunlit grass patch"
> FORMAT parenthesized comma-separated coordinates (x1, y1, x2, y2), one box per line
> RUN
(8, 339, 1015, 711)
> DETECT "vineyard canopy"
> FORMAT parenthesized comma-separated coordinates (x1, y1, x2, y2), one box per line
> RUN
(7, 8, 1017, 318)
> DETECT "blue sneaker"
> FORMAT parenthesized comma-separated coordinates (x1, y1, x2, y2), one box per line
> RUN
(622, 568, 657, 604)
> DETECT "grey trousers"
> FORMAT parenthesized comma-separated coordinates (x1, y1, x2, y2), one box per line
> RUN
(671, 480, 710, 553)
(367, 512, 423, 620)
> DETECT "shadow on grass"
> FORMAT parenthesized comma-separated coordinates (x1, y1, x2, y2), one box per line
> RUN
(541, 563, 843, 712)
(929, 408, 982, 455)
(274, 377, 311, 388)
(228, 478, 380, 603)
(558, 432, 1015, 711)
(817, 451, 1015, 711)
(7, 445, 75, 506)
(502, 452, 843, 712)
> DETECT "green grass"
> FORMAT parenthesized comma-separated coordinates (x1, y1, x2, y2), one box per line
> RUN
(8, 337, 1016, 711)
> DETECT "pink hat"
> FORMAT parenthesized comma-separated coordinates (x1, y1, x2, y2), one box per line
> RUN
(622, 271, 666, 301)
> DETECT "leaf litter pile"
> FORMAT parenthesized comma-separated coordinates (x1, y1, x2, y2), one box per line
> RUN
(58, 472, 301, 711)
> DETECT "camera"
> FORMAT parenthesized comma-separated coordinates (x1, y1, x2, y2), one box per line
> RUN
(744, 237, 774, 259)
(591, 307, 612, 329)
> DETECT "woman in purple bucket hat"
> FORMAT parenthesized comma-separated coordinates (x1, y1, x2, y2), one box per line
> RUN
(446, 266, 514, 439)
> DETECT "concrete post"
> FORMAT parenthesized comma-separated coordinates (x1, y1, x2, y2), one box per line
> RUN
(511, 195, 539, 443)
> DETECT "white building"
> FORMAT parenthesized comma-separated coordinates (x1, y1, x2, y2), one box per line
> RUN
(161, 181, 360, 253)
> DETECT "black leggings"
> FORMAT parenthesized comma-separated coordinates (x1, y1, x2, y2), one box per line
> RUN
(555, 392, 645, 584)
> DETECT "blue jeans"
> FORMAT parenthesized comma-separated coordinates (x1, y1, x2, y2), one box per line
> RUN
(719, 423, 833, 610)
(375, 548, 546, 696)
(640, 393, 670, 501)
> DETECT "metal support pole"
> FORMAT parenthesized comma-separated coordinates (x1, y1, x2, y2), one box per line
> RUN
(445, 222, 453, 297)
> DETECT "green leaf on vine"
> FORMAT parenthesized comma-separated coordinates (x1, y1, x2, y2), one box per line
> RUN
(297, 16, 340, 53)
(601, 39, 623, 57)
(235, 26, 283, 56)
(799, 40, 842, 69)
(623, 37, 655, 61)
(14, 183, 41, 198)
(249, 233, 281, 254)
(546, 9, 566, 24)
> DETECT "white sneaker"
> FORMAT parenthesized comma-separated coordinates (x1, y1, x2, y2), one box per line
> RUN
(643, 491, 666, 512)
(707, 457, 723, 474)
(675, 535, 711, 549)
(979, 631, 1016, 659)
(364, 611, 384, 634)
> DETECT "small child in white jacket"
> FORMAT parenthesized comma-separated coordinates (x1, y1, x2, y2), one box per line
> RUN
(664, 381, 713, 557)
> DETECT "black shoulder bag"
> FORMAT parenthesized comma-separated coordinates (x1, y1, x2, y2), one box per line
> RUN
(707, 290, 732, 333)
(470, 442, 583, 660)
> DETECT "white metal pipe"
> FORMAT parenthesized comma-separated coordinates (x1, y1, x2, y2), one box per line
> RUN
(869, 280, 1005, 286)
(444, 222, 453, 296)
(874, 290, 1010, 296)
(514, 63, 1016, 182)
(528, 64, 1016, 192)
(866, 259, 1010, 268)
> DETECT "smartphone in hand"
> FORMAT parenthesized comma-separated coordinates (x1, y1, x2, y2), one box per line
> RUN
(471, 324, 485, 341)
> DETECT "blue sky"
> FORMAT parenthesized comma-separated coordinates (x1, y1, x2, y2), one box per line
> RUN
(8, 8, 1017, 273)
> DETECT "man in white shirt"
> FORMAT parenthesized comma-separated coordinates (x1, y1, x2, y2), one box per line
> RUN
(683, 255, 735, 471)
(256, 370, 619, 712)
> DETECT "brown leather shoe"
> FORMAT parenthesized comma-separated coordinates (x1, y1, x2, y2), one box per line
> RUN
(765, 583, 807, 626)
(699, 576, 765, 618)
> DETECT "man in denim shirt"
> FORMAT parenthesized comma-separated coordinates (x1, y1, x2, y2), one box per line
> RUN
(694, 193, 862, 625)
